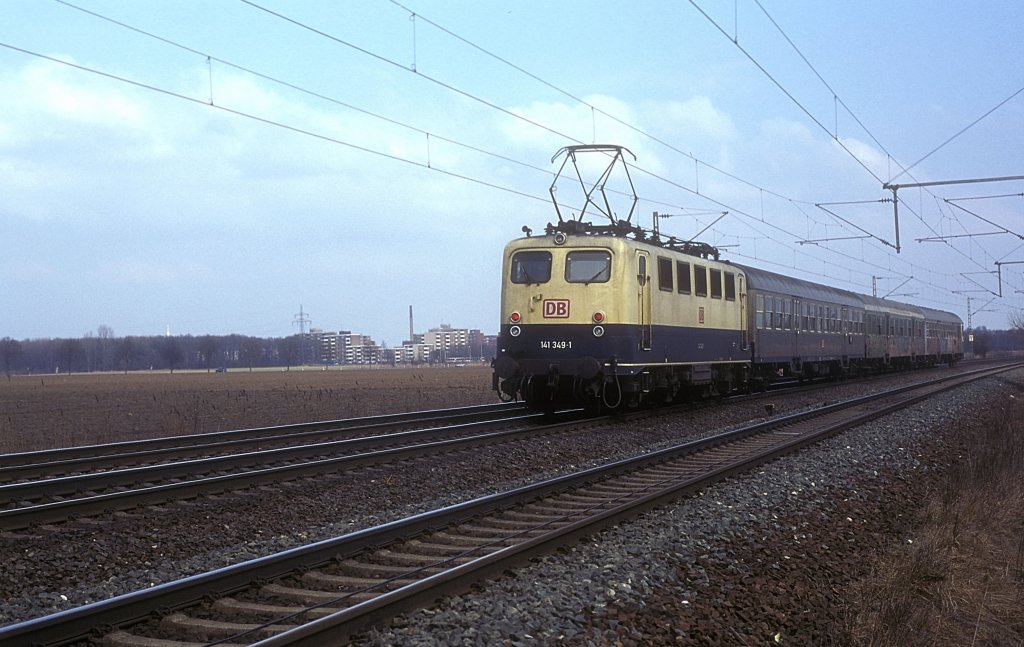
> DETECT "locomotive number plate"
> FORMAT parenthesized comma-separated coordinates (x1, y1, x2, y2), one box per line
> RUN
(542, 299, 570, 318)
(540, 340, 573, 349)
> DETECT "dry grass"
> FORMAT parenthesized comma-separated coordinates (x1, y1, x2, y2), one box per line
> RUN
(0, 366, 495, 453)
(844, 396, 1024, 646)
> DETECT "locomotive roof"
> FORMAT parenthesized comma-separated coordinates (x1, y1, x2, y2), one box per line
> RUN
(506, 231, 727, 264)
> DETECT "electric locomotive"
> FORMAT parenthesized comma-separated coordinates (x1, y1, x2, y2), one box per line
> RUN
(493, 221, 749, 409)
(493, 145, 748, 409)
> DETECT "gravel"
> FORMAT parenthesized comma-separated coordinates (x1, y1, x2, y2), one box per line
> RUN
(0, 368, 1012, 643)
(354, 374, 1009, 645)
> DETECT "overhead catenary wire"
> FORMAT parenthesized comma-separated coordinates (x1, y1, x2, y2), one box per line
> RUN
(243, 0, 1013, 301)
(686, 0, 885, 186)
(88, 2, 1007, 298)
(137, 8, 1022, 302)
(13, 1, 1018, 314)
(890, 84, 1024, 182)
(41, 1, 792, 224)
(377, 0, 992, 303)
(689, 0, 1022, 290)
(50, 0, 826, 230)
(385, 0, 798, 206)
(0, 41, 549, 206)
(751, 0, 891, 158)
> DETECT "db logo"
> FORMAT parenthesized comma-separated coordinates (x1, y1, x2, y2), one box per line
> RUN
(543, 299, 570, 318)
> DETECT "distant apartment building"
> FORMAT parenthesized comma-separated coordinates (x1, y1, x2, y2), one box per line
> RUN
(302, 324, 494, 366)
(424, 324, 468, 355)
(416, 324, 496, 363)
(340, 331, 383, 365)
(385, 343, 430, 364)
(306, 328, 339, 365)
(301, 329, 382, 365)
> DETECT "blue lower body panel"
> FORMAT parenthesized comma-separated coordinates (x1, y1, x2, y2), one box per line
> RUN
(495, 323, 746, 379)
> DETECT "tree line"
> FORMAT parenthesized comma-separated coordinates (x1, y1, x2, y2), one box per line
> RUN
(0, 330, 308, 376)
(1, 325, 1019, 378)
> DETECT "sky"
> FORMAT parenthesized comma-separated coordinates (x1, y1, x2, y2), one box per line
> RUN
(2, 1, 1023, 344)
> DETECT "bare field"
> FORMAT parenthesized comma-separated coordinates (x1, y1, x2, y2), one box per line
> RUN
(0, 366, 496, 453)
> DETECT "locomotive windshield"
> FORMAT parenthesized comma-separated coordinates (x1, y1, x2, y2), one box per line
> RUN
(510, 251, 552, 284)
(566, 250, 611, 283)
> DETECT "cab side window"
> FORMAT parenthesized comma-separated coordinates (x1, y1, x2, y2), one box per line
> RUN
(676, 261, 691, 294)
(694, 265, 708, 297)
(510, 251, 552, 284)
(658, 257, 673, 291)
(710, 269, 723, 299)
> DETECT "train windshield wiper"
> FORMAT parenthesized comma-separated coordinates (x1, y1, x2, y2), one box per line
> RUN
(584, 266, 607, 283)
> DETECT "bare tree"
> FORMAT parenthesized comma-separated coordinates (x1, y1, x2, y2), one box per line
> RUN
(97, 325, 114, 372)
(57, 338, 84, 374)
(118, 337, 136, 374)
(160, 337, 183, 373)
(198, 335, 221, 372)
(82, 330, 96, 372)
(240, 338, 263, 372)
(1, 337, 21, 379)
(1009, 309, 1024, 331)
(279, 335, 300, 371)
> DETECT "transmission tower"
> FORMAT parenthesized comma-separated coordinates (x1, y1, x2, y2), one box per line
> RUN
(293, 305, 312, 365)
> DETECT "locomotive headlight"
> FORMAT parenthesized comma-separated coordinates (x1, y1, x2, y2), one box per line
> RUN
(509, 311, 521, 323)
(510, 325, 522, 337)
(592, 311, 605, 323)
(592, 325, 605, 337)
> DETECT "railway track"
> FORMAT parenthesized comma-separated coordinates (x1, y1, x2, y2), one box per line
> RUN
(3, 362, 1014, 646)
(0, 403, 526, 479)
(0, 403, 566, 531)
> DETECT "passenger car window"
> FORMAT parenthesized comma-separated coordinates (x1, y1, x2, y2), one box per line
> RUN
(510, 251, 552, 284)
(566, 250, 611, 283)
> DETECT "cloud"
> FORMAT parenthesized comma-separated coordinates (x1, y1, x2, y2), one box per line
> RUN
(646, 95, 739, 144)
(18, 58, 148, 131)
(836, 135, 891, 182)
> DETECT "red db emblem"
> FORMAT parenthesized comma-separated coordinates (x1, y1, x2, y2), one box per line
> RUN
(543, 300, 570, 318)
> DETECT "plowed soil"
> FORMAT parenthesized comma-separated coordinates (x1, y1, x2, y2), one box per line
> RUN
(0, 366, 495, 453)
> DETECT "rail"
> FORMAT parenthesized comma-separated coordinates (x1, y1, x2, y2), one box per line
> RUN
(2, 363, 1014, 646)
